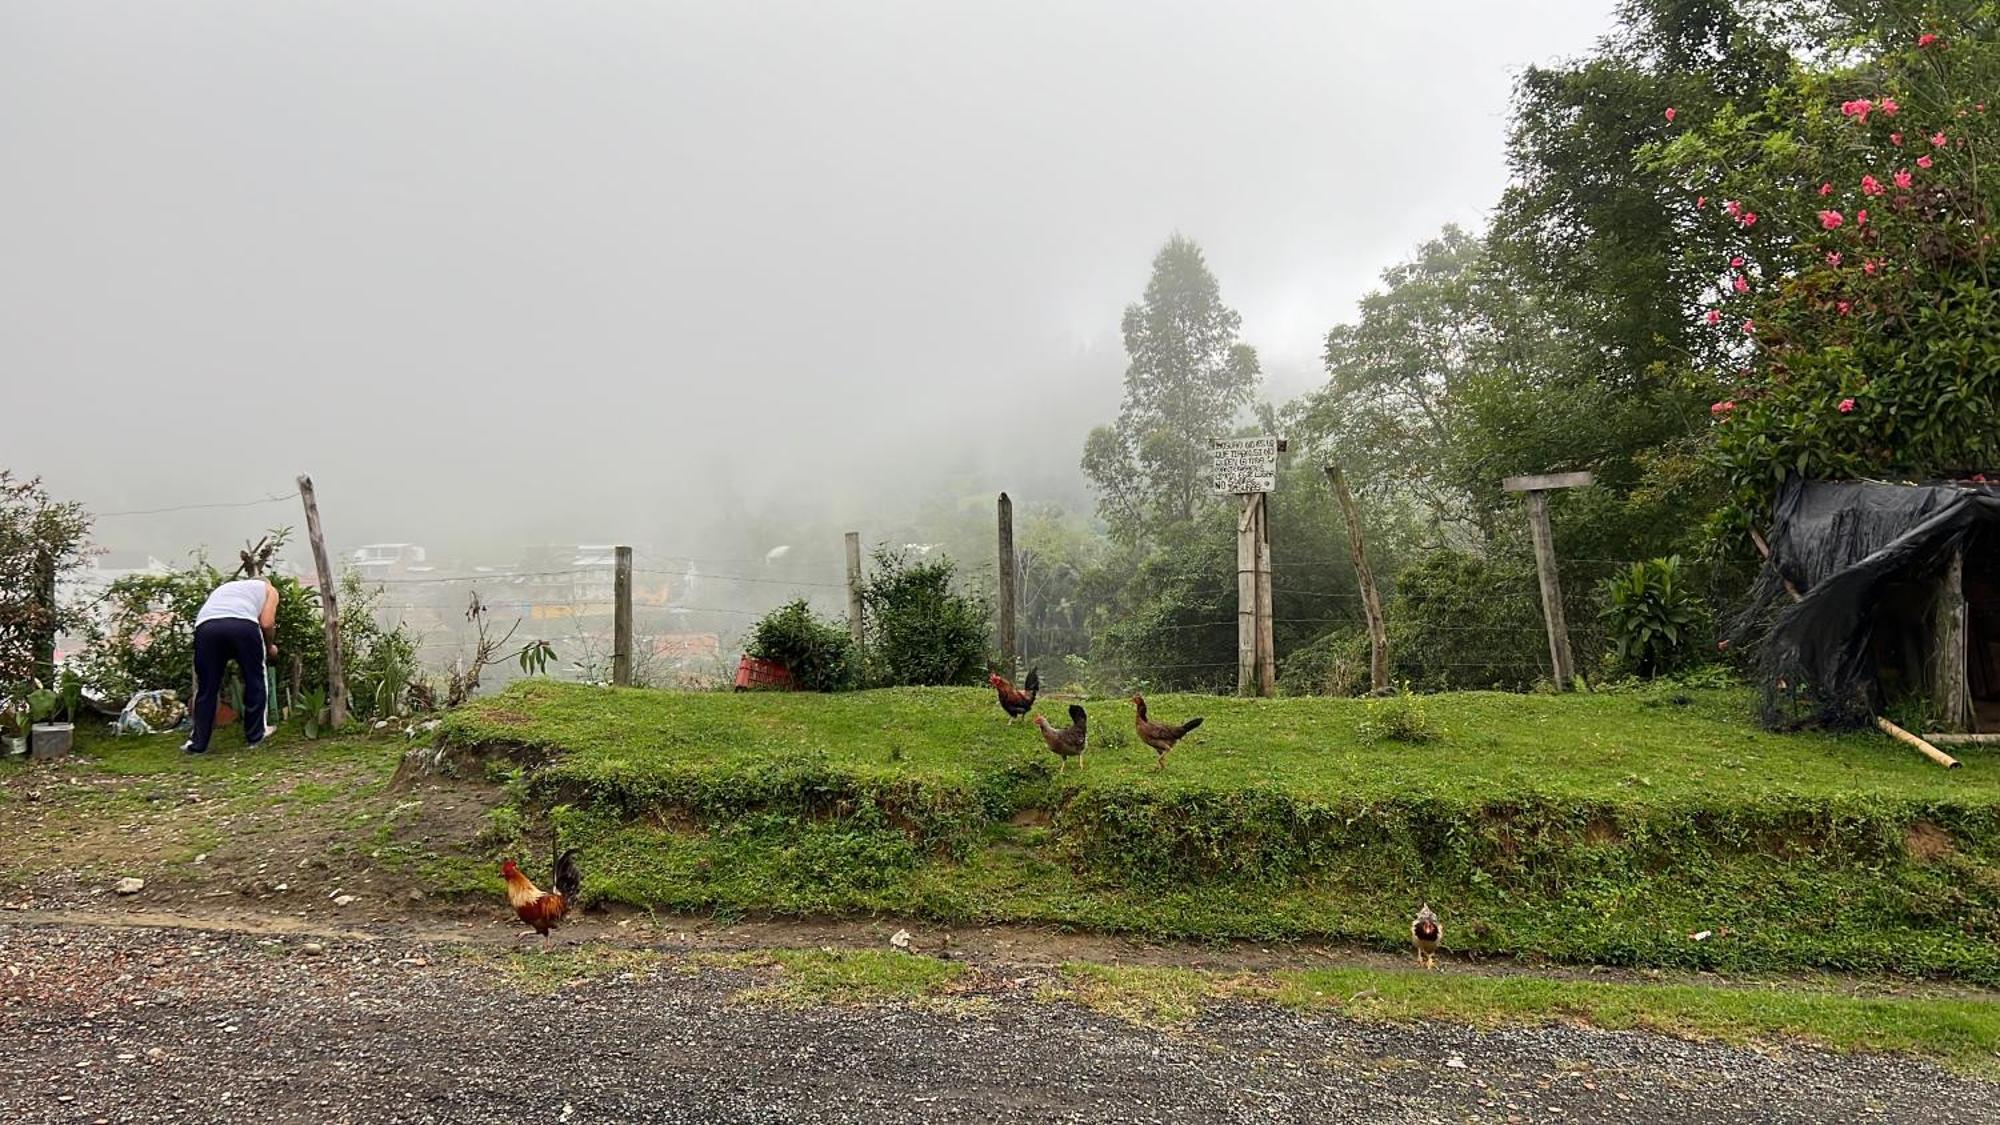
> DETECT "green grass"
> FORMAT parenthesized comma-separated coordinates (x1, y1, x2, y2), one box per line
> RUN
(439, 681, 2000, 984)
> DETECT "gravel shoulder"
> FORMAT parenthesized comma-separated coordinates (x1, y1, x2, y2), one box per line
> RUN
(4, 919, 1994, 1125)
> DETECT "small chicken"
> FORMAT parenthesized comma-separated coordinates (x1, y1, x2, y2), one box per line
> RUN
(1131, 694, 1204, 770)
(1411, 904, 1442, 969)
(1032, 704, 1088, 771)
(989, 668, 1040, 722)
(502, 845, 582, 940)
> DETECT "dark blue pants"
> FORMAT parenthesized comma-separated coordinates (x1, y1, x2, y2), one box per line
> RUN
(190, 618, 267, 751)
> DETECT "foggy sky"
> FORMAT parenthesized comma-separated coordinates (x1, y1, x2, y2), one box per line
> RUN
(2, 0, 1614, 563)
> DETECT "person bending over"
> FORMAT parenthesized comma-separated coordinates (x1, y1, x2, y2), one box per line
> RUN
(183, 576, 280, 753)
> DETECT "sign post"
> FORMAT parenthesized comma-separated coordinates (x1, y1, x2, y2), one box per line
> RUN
(1214, 437, 1284, 697)
(1501, 471, 1593, 690)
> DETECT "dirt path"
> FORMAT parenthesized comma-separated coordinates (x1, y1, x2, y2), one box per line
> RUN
(3, 917, 1992, 1125)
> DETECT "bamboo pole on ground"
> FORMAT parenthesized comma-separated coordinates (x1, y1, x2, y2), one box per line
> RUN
(1876, 716, 1961, 769)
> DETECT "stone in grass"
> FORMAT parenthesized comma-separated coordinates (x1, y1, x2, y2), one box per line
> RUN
(115, 878, 145, 896)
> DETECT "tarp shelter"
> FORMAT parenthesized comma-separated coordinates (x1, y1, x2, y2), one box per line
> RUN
(1744, 476, 2000, 730)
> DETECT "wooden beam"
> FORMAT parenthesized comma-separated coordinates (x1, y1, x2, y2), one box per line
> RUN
(1921, 732, 2000, 745)
(612, 545, 633, 687)
(1238, 495, 1258, 696)
(1502, 471, 1594, 493)
(997, 493, 1017, 676)
(1876, 715, 1961, 768)
(296, 475, 348, 728)
(1937, 545, 1969, 732)
(1255, 492, 1276, 698)
(1325, 465, 1388, 693)
(1524, 489, 1575, 688)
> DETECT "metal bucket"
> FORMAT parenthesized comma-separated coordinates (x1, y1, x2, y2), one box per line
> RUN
(30, 722, 74, 761)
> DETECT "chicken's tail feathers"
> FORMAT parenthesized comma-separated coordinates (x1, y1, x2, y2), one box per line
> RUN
(1068, 703, 1087, 728)
(1181, 716, 1205, 734)
(553, 847, 583, 903)
(1025, 668, 1040, 696)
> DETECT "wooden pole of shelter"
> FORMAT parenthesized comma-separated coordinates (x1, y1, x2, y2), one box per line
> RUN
(1503, 472, 1592, 691)
(1936, 545, 1970, 732)
(1325, 465, 1389, 693)
(997, 493, 1017, 677)
(1237, 495, 1258, 696)
(612, 545, 634, 687)
(844, 532, 865, 648)
(1876, 715, 1961, 768)
(1255, 493, 1276, 697)
(296, 475, 348, 728)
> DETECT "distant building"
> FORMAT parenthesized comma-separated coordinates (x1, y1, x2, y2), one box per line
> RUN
(352, 543, 430, 580)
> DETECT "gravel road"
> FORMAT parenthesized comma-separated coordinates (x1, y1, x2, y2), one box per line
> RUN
(2, 920, 1992, 1125)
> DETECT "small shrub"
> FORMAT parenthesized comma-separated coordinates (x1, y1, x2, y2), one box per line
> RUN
(747, 600, 860, 692)
(862, 549, 988, 687)
(1599, 555, 1700, 678)
(1356, 690, 1442, 744)
(1278, 628, 1371, 696)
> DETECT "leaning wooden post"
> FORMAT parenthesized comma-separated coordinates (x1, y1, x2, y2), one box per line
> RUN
(844, 532, 865, 647)
(1502, 472, 1593, 691)
(612, 545, 634, 687)
(296, 475, 348, 728)
(997, 492, 1017, 676)
(1325, 465, 1389, 693)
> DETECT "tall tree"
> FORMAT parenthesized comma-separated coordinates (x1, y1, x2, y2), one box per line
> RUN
(1083, 235, 1260, 542)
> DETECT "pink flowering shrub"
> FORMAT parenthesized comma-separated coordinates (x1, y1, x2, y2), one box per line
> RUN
(1646, 18, 1999, 535)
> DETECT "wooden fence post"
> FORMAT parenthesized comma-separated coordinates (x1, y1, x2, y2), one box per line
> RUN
(997, 492, 1017, 676)
(1502, 472, 1592, 690)
(613, 545, 634, 687)
(1325, 465, 1389, 693)
(296, 475, 348, 727)
(1937, 544, 1969, 731)
(845, 532, 864, 647)
(1237, 494, 1259, 696)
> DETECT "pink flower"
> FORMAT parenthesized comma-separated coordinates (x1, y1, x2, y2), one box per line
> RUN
(1705, 309, 1721, 325)
(1733, 274, 1750, 294)
(1861, 174, 1885, 196)
(1893, 169, 1913, 189)
(1819, 182, 1835, 196)
(1711, 400, 1736, 415)
(1841, 99, 1874, 122)
(1838, 398, 1856, 413)
(1856, 208, 1869, 227)
(1890, 132, 1903, 146)
(1863, 259, 1880, 275)
(1697, 195, 1707, 208)
(1819, 209, 1845, 229)
(1931, 131, 1947, 146)
(1664, 106, 1676, 122)
(1731, 256, 1745, 268)
(1879, 98, 1899, 117)
(1826, 251, 1843, 267)
(1724, 199, 1743, 217)
(1742, 319, 1756, 335)
(1837, 300, 1853, 316)
(1740, 211, 1757, 227)
(1918, 154, 1934, 169)
(1918, 32, 1938, 47)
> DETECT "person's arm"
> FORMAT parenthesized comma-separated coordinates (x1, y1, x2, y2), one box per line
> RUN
(260, 580, 280, 656)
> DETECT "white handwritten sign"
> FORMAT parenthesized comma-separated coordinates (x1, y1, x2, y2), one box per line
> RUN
(1211, 436, 1281, 494)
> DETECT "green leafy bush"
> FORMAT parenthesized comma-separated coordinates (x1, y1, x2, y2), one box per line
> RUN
(862, 549, 988, 687)
(1599, 555, 1701, 678)
(1355, 690, 1442, 743)
(747, 600, 860, 692)
(1278, 628, 1372, 696)
(1387, 550, 1558, 691)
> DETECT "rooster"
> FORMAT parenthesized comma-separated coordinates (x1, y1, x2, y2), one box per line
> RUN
(989, 668, 1040, 722)
(1131, 694, 1204, 770)
(1032, 704, 1088, 771)
(1411, 904, 1442, 969)
(502, 845, 582, 940)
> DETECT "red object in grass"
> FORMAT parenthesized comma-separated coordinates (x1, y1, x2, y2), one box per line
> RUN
(734, 655, 795, 692)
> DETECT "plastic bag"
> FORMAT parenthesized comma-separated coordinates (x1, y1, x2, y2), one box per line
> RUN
(115, 689, 186, 736)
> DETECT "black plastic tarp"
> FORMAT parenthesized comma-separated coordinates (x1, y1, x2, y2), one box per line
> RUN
(1743, 476, 2000, 728)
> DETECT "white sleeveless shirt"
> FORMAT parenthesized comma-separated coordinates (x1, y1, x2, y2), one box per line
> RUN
(195, 579, 271, 626)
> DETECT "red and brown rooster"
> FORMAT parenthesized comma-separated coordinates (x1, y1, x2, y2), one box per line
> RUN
(502, 845, 582, 940)
(1131, 694, 1204, 771)
(989, 667, 1040, 722)
(1032, 704, 1088, 771)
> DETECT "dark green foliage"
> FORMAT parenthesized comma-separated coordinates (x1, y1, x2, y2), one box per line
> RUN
(746, 599, 860, 693)
(1601, 555, 1702, 677)
(1277, 628, 1371, 697)
(862, 549, 988, 688)
(0, 472, 92, 687)
(1386, 550, 1554, 691)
